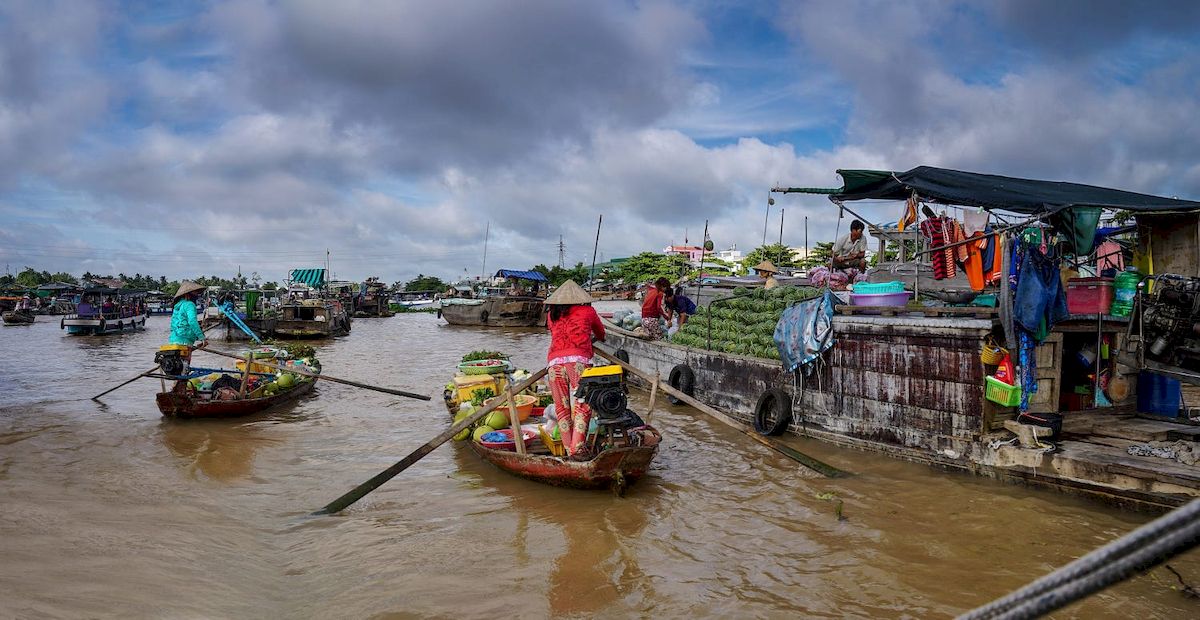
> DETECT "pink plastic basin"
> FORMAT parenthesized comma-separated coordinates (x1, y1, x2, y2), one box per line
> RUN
(849, 291, 912, 307)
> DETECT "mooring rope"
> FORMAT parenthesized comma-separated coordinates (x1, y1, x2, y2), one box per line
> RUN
(959, 498, 1200, 619)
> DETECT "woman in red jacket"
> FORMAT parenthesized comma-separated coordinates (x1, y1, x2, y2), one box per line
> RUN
(545, 280, 606, 460)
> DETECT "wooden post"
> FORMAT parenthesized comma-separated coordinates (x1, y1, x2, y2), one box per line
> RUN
(506, 383, 526, 455)
(238, 356, 252, 399)
(645, 373, 660, 422)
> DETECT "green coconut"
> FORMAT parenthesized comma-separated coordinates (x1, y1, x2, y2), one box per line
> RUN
(472, 426, 496, 442)
(484, 410, 512, 430)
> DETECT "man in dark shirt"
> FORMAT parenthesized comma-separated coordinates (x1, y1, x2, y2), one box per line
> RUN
(664, 286, 697, 330)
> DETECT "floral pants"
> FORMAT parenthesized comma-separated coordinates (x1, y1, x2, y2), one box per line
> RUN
(641, 317, 665, 340)
(549, 362, 592, 456)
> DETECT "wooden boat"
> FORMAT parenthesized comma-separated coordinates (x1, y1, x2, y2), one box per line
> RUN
(439, 296, 545, 327)
(2, 308, 35, 325)
(60, 287, 148, 335)
(353, 277, 395, 317)
(275, 298, 351, 338)
(467, 429, 660, 493)
(156, 373, 317, 419)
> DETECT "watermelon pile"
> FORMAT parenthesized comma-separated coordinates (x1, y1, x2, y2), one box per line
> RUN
(670, 286, 821, 360)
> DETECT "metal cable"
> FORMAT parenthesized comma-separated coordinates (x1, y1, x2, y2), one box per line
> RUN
(959, 498, 1200, 619)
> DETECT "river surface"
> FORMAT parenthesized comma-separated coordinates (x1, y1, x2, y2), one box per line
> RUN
(1, 307, 1198, 618)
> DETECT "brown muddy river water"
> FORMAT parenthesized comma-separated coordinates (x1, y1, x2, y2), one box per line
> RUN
(2, 306, 1198, 618)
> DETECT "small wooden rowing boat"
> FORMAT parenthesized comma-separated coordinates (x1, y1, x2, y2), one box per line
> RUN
(2, 309, 35, 325)
(156, 376, 316, 419)
(467, 430, 660, 494)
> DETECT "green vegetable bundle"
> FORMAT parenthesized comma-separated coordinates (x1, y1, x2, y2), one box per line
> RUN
(461, 350, 510, 363)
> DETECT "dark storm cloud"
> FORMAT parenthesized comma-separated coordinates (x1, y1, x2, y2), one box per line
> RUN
(212, 0, 704, 173)
(993, 0, 1200, 58)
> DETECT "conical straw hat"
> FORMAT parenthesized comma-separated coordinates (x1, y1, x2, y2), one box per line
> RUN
(753, 260, 779, 274)
(174, 281, 205, 299)
(544, 279, 593, 305)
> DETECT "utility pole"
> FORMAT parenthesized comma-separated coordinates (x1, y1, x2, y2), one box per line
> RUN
(805, 216, 809, 260)
(557, 235, 565, 268)
(480, 221, 490, 282)
(778, 208, 785, 265)
(588, 215, 602, 291)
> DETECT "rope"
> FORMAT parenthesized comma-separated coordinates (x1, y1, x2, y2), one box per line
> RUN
(959, 498, 1200, 619)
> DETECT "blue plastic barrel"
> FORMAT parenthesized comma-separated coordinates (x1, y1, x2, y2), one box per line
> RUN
(1137, 371, 1181, 417)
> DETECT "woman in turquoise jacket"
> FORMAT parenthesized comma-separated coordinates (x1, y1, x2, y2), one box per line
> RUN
(169, 281, 208, 349)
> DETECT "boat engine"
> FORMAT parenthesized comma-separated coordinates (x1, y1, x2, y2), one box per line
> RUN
(1141, 274, 1200, 370)
(155, 343, 191, 376)
(576, 365, 645, 448)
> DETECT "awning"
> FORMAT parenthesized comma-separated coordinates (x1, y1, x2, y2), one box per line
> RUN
(495, 269, 548, 283)
(290, 268, 326, 287)
(774, 166, 1200, 215)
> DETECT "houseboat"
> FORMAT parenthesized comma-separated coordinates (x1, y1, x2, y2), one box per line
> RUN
(60, 287, 148, 335)
(354, 277, 395, 317)
(606, 166, 1200, 512)
(273, 270, 352, 338)
(439, 269, 546, 327)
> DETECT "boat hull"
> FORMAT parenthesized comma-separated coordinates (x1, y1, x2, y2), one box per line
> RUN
(440, 297, 545, 327)
(61, 314, 146, 335)
(156, 379, 315, 419)
(2, 310, 34, 325)
(468, 434, 658, 491)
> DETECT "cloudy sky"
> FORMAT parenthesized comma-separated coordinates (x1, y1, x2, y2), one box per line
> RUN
(2, 0, 1199, 284)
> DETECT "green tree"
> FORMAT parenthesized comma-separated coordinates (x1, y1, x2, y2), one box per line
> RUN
(262, 281, 279, 291)
(741, 244, 801, 273)
(797, 242, 834, 269)
(531, 262, 590, 287)
(404, 274, 449, 292)
(15, 267, 45, 287)
(614, 252, 692, 285)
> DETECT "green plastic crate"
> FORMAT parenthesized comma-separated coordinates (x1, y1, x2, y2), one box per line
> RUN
(985, 376, 1021, 407)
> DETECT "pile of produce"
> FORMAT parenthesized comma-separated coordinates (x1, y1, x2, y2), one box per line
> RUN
(187, 345, 320, 400)
(670, 286, 821, 360)
(461, 350, 510, 362)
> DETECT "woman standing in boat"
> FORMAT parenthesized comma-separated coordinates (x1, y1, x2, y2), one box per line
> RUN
(640, 277, 670, 340)
(545, 280, 605, 460)
(169, 281, 208, 358)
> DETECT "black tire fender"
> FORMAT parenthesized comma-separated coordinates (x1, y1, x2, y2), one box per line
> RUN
(666, 364, 694, 405)
(98, 318, 106, 332)
(480, 310, 489, 323)
(754, 388, 792, 436)
(60, 317, 65, 330)
(615, 349, 630, 364)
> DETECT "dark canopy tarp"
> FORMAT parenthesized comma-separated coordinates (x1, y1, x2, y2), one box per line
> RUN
(290, 268, 326, 287)
(495, 269, 548, 283)
(777, 166, 1200, 215)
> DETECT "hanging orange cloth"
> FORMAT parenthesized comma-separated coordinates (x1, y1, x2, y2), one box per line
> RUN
(964, 234, 986, 291)
(986, 233, 1003, 285)
(899, 193, 918, 231)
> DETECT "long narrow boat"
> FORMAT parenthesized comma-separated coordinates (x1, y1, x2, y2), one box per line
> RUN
(156, 374, 317, 419)
(467, 431, 660, 493)
(2, 309, 35, 325)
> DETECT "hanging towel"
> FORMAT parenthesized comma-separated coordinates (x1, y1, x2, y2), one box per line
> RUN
(899, 193, 918, 232)
(963, 209, 989, 236)
(964, 234, 986, 291)
(920, 217, 952, 279)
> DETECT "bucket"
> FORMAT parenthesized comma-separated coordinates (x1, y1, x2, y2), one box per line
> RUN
(1137, 371, 1180, 417)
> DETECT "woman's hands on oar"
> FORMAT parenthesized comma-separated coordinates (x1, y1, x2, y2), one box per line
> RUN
(196, 346, 430, 401)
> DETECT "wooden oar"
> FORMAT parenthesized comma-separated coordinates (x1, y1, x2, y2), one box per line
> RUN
(314, 366, 549, 515)
(92, 367, 159, 401)
(197, 347, 430, 401)
(594, 347, 847, 478)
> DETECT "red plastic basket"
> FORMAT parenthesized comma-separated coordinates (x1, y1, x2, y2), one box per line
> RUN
(1066, 277, 1113, 314)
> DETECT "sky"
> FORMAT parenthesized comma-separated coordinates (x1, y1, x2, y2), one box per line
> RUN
(2, 0, 1200, 284)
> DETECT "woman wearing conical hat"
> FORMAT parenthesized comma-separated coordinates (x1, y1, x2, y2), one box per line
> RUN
(168, 281, 208, 356)
(753, 260, 779, 289)
(544, 280, 605, 460)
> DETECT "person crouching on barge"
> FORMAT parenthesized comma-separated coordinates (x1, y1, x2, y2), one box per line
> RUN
(544, 280, 606, 460)
(169, 281, 208, 362)
(640, 277, 670, 340)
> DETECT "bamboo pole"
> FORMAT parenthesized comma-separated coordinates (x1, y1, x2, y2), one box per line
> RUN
(594, 348, 847, 478)
(505, 383, 526, 455)
(314, 367, 548, 515)
(197, 347, 430, 401)
(92, 367, 158, 401)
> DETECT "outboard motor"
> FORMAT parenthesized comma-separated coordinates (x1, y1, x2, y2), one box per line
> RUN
(576, 365, 644, 450)
(155, 343, 191, 376)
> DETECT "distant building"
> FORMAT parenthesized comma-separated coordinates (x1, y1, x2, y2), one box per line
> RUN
(663, 245, 705, 263)
(715, 245, 743, 263)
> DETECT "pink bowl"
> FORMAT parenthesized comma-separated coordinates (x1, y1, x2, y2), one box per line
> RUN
(849, 292, 912, 307)
(479, 427, 539, 451)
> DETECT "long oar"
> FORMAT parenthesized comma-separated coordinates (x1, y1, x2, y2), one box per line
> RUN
(196, 347, 430, 401)
(92, 322, 224, 401)
(315, 366, 549, 515)
(594, 347, 847, 478)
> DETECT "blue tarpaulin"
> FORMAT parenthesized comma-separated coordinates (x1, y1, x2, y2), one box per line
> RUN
(495, 269, 548, 282)
(290, 268, 326, 287)
(773, 291, 837, 373)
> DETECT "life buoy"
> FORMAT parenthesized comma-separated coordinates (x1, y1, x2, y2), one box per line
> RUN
(480, 310, 489, 323)
(754, 388, 792, 436)
(666, 364, 694, 405)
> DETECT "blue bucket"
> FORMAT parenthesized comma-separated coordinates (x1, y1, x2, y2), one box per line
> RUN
(1137, 371, 1180, 417)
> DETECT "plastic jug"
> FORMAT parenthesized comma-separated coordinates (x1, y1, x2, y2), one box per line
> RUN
(993, 353, 1016, 386)
(1110, 268, 1141, 317)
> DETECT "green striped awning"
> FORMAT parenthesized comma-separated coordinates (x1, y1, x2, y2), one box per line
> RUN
(290, 268, 326, 287)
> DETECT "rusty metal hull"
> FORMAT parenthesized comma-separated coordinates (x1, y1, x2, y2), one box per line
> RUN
(440, 297, 545, 327)
(156, 380, 315, 419)
(468, 436, 658, 490)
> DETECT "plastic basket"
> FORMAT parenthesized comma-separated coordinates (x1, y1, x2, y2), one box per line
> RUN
(537, 424, 565, 456)
(852, 281, 906, 294)
(457, 360, 512, 375)
(985, 376, 1021, 407)
(980, 337, 1007, 365)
